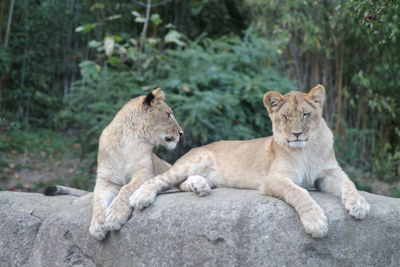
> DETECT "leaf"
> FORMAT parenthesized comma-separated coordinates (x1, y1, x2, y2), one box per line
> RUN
(135, 17, 146, 23)
(107, 57, 121, 66)
(82, 24, 96, 33)
(131, 11, 146, 23)
(151, 14, 162, 26)
(104, 37, 115, 56)
(142, 56, 153, 69)
(91, 3, 105, 10)
(75, 26, 84, 32)
(75, 24, 96, 33)
(147, 38, 160, 46)
(88, 40, 102, 48)
(131, 11, 141, 17)
(129, 38, 138, 46)
(112, 35, 123, 42)
(79, 61, 100, 79)
(164, 30, 186, 46)
(108, 14, 122, 21)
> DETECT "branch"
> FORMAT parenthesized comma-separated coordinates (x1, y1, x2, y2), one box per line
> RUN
(133, 0, 173, 8)
(141, 0, 152, 39)
(4, 0, 15, 47)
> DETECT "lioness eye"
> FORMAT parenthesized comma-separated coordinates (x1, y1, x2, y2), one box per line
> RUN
(282, 114, 289, 119)
(303, 112, 311, 118)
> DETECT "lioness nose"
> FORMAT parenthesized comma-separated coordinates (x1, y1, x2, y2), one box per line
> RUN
(292, 131, 303, 138)
(179, 131, 184, 137)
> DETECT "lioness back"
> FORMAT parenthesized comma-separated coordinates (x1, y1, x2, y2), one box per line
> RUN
(198, 137, 273, 189)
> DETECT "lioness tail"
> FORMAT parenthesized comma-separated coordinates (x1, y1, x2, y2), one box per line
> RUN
(44, 185, 88, 197)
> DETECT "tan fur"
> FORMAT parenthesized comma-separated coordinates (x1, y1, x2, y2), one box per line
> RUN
(90, 88, 186, 240)
(130, 85, 370, 238)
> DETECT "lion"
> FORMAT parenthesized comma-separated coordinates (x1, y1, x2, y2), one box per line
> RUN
(129, 85, 370, 238)
(45, 88, 211, 240)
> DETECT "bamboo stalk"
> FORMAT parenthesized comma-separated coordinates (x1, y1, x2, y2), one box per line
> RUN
(0, 0, 5, 42)
(4, 0, 15, 47)
(335, 44, 344, 135)
(140, 0, 152, 52)
(0, 0, 15, 110)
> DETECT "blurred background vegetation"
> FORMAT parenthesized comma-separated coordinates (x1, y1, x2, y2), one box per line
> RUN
(0, 0, 399, 196)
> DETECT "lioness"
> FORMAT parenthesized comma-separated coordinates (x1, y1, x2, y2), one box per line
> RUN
(129, 85, 370, 238)
(75, 88, 209, 240)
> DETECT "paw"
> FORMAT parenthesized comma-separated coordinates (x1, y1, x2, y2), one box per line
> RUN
(104, 199, 132, 231)
(89, 220, 107, 241)
(343, 193, 370, 219)
(300, 206, 328, 238)
(129, 187, 156, 210)
(187, 175, 211, 196)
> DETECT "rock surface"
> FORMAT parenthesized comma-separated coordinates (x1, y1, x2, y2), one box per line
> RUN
(0, 189, 399, 266)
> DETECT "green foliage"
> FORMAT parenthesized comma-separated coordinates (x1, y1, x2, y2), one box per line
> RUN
(60, 33, 294, 165)
(352, 179, 372, 193)
(391, 189, 400, 198)
(0, 124, 73, 156)
(349, 0, 400, 44)
(245, 0, 400, 184)
(1, 0, 399, 193)
(334, 128, 374, 170)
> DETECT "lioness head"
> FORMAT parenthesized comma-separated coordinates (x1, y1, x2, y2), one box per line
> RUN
(263, 84, 325, 148)
(141, 88, 183, 150)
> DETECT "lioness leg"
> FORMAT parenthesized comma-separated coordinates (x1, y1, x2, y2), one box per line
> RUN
(105, 156, 181, 231)
(260, 175, 328, 238)
(179, 175, 212, 196)
(90, 179, 120, 240)
(104, 177, 146, 231)
(316, 168, 370, 219)
(130, 150, 215, 209)
(104, 165, 156, 231)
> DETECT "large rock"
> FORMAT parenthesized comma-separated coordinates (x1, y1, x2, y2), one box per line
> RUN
(0, 189, 399, 266)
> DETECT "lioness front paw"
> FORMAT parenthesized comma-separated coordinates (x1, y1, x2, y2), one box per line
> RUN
(104, 199, 132, 231)
(129, 187, 156, 210)
(343, 193, 370, 219)
(300, 207, 328, 238)
(187, 175, 211, 196)
(89, 219, 107, 241)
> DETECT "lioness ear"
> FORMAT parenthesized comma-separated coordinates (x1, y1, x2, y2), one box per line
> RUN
(263, 91, 284, 113)
(307, 84, 325, 106)
(143, 88, 165, 107)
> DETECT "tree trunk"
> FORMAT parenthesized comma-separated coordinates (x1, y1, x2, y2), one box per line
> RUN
(4, 0, 15, 47)
(0, 0, 5, 42)
(0, 0, 15, 110)
(335, 44, 344, 135)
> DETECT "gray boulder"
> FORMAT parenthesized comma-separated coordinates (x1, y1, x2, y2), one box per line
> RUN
(0, 189, 399, 266)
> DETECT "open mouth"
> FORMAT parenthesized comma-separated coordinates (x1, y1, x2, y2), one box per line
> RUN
(165, 136, 175, 142)
(287, 138, 308, 148)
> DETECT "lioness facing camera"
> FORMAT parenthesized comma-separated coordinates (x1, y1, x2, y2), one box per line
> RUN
(129, 85, 370, 238)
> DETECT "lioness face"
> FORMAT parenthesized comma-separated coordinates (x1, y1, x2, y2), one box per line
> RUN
(263, 85, 325, 149)
(143, 88, 183, 150)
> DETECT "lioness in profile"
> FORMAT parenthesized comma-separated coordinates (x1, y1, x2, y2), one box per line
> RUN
(46, 88, 210, 240)
(130, 85, 370, 238)
(88, 88, 211, 240)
